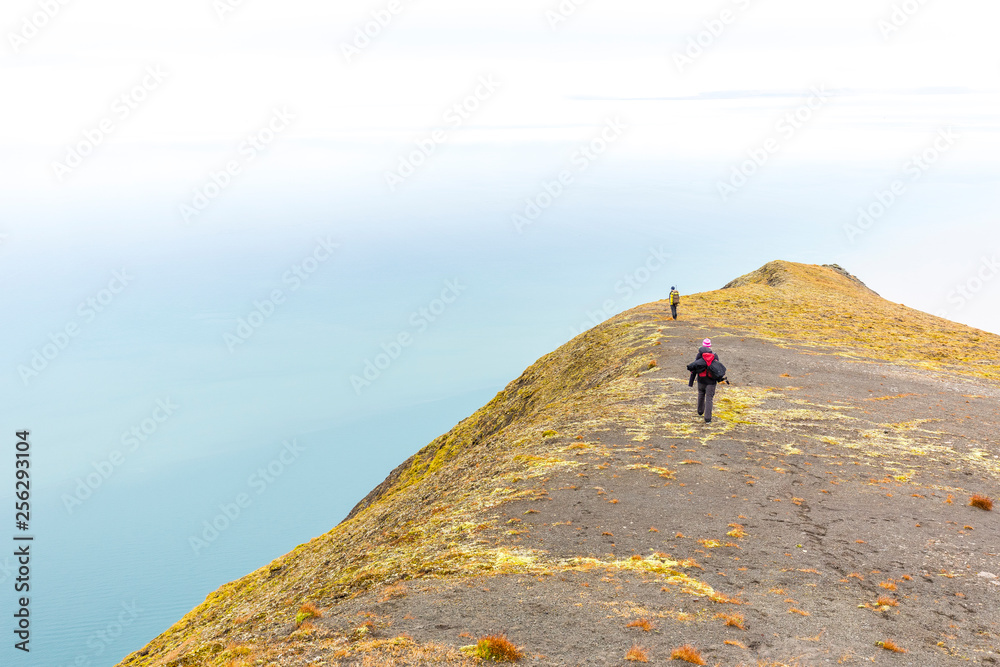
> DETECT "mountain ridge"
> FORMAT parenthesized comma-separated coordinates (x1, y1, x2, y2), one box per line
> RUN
(722, 261, 877, 296)
(118, 260, 1000, 667)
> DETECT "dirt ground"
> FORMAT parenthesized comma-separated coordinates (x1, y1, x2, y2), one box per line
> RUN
(307, 320, 1000, 666)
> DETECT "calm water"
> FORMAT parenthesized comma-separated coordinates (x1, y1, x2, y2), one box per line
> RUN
(1, 142, 996, 666)
(0, 202, 728, 666)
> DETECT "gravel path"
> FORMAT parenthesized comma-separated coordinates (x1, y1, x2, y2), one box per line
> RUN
(311, 320, 1000, 666)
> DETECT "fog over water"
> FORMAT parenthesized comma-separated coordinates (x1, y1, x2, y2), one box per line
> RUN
(1, 1, 998, 664)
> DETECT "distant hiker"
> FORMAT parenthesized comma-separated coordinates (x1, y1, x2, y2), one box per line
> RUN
(669, 287, 681, 320)
(686, 338, 727, 423)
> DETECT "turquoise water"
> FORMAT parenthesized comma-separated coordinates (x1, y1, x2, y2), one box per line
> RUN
(2, 2, 999, 659)
(21, 393, 498, 667)
(0, 149, 995, 666)
(0, 198, 712, 666)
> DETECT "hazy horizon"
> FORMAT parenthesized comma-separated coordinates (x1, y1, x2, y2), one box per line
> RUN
(1, 1, 998, 664)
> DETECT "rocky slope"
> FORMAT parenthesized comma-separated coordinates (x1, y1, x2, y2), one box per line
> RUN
(118, 261, 999, 667)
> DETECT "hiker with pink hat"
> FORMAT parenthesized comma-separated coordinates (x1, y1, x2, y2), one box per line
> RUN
(686, 338, 727, 423)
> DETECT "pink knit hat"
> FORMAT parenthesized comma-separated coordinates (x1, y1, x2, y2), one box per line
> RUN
(702, 338, 712, 347)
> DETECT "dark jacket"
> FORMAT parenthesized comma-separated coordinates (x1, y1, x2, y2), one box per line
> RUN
(688, 348, 721, 386)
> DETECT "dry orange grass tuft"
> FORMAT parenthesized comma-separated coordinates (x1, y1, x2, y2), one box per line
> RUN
(727, 524, 746, 538)
(626, 618, 653, 632)
(670, 644, 706, 665)
(379, 583, 408, 602)
(300, 602, 322, 616)
(625, 645, 650, 662)
(723, 639, 747, 649)
(473, 634, 522, 662)
(879, 581, 897, 591)
(350, 619, 376, 640)
(709, 591, 744, 605)
(970, 494, 994, 511)
(295, 602, 322, 626)
(788, 608, 810, 616)
(876, 596, 898, 607)
(714, 612, 745, 629)
(877, 640, 907, 653)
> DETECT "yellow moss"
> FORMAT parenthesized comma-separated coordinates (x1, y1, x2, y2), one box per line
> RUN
(712, 387, 769, 424)
(118, 261, 1000, 667)
(682, 260, 1000, 382)
(625, 463, 677, 479)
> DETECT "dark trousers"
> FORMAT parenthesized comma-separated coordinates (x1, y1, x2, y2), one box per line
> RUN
(670, 304, 678, 319)
(697, 382, 716, 420)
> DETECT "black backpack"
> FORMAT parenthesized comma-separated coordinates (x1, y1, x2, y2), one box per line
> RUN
(686, 353, 727, 384)
(705, 355, 727, 381)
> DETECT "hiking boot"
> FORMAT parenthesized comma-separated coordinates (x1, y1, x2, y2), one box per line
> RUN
(704, 418, 712, 423)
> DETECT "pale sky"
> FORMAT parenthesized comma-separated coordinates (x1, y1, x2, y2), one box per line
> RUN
(2, 0, 999, 331)
(4, 1, 998, 155)
(4, 7, 999, 665)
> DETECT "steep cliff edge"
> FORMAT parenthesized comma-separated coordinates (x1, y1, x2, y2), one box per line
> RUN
(118, 261, 1000, 667)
